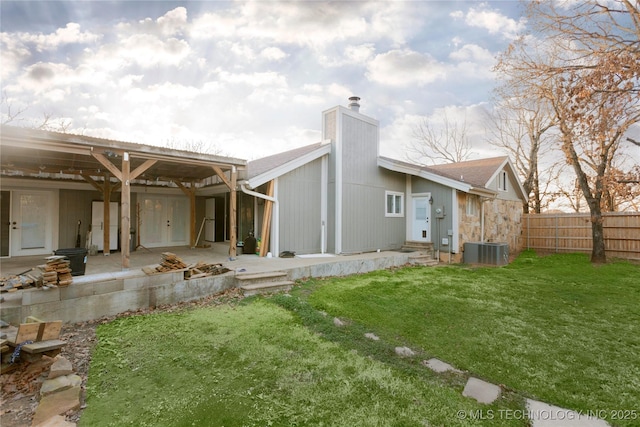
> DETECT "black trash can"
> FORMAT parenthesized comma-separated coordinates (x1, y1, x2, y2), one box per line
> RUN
(54, 248, 88, 276)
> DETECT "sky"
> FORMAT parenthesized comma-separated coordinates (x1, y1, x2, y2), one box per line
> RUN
(0, 0, 529, 161)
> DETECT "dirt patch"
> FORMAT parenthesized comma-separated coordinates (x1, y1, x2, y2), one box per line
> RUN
(0, 288, 245, 426)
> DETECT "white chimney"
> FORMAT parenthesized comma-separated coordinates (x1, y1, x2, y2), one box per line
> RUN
(348, 96, 360, 112)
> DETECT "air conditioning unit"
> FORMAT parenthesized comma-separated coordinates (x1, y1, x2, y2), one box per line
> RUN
(463, 242, 509, 266)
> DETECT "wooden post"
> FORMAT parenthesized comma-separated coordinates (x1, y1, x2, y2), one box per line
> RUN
(121, 152, 131, 269)
(259, 180, 274, 257)
(103, 176, 111, 255)
(229, 166, 237, 257)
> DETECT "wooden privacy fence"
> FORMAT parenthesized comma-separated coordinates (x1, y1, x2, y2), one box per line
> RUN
(522, 212, 640, 260)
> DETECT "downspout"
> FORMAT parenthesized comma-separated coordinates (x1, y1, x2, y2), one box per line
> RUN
(479, 195, 497, 243)
(481, 200, 485, 243)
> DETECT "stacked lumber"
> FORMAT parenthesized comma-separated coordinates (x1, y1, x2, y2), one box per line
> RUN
(41, 256, 73, 287)
(185, 262, 231, 279)
(155, 252, 188, 272)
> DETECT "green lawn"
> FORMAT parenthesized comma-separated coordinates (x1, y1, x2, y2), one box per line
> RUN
(306, 251, 640, 426)
(81, 251, 639, 426)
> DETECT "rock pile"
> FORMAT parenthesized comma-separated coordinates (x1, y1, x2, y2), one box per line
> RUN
(31, 356, 81, 427)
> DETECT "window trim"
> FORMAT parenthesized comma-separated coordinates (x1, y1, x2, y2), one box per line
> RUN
(466, 194, 478, 216)
(385, 191, 404, 217)
(498, 171, 508, 192)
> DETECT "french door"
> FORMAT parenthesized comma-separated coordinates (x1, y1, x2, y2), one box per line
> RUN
(139, 195, 188, 248)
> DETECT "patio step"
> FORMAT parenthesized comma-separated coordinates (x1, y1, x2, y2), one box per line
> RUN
(402, 241, 435, 253)
(408, 254, 439, 266)
(236, 271, 294, 296)
(403, 241, 438, 266)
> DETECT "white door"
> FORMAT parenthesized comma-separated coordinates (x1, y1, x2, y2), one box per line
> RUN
(205, 198, 215, 242)
(91, 201, 119, 251)
(10, 190, 55, 256)
(412, 196, 431, 241)
(139, 195, 189, 248)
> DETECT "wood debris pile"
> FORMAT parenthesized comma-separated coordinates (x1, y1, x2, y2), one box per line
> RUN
(0, 273, 37, 293)
(185, 262, 231, 279)
(155, 252, 188, 272)
(1, 256, 74, 293)
(153, 252, 230, 279)
(42, 256, 73, 287)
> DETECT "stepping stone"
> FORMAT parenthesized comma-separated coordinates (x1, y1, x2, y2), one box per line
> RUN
(423, 358, 462, 374)
(32, 385, 81, 426)
(333, 317, 345, 327)
(49, 357, 74, 379)
(462, 377, 501, 404)
(41, 374, 82, 396)
(395, 346, 415, 357)
(32, 414, 76, 427)
(364, 333, 380, 341)
(526, 399, 610, 427)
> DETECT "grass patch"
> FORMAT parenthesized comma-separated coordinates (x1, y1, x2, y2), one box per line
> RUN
(306, 251, 640, 426)
(82, 299, 524, 426)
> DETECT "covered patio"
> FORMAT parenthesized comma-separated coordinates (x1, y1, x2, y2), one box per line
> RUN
(1, 125, 247, 267)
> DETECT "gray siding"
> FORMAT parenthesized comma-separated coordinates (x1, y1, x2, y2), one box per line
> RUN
(340, 114, 405, 253)
(487, 170, 522, 202)
(412, 177, 453, 251)
(278, 158, 323, 254)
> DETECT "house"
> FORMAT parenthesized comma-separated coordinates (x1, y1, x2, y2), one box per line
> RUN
(239, 97, 528, 262)
(0, 98, 527, 267)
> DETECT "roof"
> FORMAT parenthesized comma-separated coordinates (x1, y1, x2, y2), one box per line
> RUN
(245, 141, 331, 188)
(429, 156, 509, 187)
(0, 125, 246, 188)
(378, 155, 527, 200)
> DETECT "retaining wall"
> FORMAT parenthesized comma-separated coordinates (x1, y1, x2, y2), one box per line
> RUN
(1, 252, 412, 325)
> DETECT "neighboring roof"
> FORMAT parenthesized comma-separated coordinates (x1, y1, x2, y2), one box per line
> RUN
(245, 141, 332, 188)
(378, 155, 528, 200)
(0, 125, 246, 188)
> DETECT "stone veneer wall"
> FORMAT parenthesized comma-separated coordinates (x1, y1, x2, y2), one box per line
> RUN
(457, 193, 524, 259)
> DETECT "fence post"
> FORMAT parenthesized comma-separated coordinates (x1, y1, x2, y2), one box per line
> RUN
(555, 214, 559, 253)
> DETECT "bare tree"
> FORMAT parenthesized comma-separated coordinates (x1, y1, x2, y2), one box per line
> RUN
(2, 91, 71, 132)
(405, 111, 472, 165)
(495, 0, 640, 263)
(163, 137, 226, 156)
(487, 96, 556, 213)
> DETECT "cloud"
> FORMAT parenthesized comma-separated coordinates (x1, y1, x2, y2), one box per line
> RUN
(464, 5, 526, 39)
(25, 23, 101, 51)
(367, 49, 447, 87)
(260, 47, 287, 61)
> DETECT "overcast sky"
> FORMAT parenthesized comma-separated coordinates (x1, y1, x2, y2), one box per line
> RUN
(1, 1, 528, 161)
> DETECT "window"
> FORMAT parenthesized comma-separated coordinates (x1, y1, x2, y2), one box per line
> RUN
(385, 191, 404, 217)
(466, 194, 478, 216)
(498, 171, 508, 191)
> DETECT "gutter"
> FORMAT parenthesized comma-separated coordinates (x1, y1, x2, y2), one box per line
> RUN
(240, 182, 277, 203)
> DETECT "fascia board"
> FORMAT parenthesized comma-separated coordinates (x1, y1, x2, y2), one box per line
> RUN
(247, 142, 331, 189)
(377, 157, 473, 193)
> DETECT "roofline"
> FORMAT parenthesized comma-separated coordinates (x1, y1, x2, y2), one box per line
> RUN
(0, 125, 247, 167)
(378, 156, 491, 194)
(245, 141, 332, 188)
